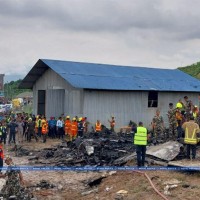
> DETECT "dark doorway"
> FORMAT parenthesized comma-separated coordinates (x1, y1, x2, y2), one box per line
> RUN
(38, 90, 46, 115)
(148, 91, 158, 107)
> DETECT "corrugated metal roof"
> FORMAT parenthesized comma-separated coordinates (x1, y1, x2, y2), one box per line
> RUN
(19, 59, 200, 92)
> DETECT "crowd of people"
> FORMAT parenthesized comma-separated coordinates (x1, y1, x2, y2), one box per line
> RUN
(0, 112, 116, 145)
(134, 95, 200, 167)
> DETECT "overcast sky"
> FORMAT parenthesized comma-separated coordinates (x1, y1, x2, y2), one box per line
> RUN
(1, 0, 200, 81)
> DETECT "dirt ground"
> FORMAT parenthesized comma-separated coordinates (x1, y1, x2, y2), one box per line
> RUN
(3, 139, 200, 200)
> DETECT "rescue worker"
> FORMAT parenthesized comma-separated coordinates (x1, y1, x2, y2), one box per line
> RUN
(37, 115, 42, 137)
(41, 117, 48, 143)
(152, 109, 164, 143)
(134, 122, 149, 167)
(0, 121, 7, 145)
(26, 118, 38, 142)
(70, 118, 78, 141)
(0, 140, 4, 172)
(77, 117, 83, 137)
(182, 115, 200, 159)
(167, 103, 177, 140)
(108, 116, 115, 133)
(176, 107, 184, 139)
(64, 116, 71, 136)
(183, 96, 193, 121)
(192, 105, 198, 119)
(95, 120, 102, 133)
(34, 115, 39, 135)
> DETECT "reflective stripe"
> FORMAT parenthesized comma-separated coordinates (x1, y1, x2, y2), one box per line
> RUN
(134, 127, 147, 145)
(184, 127, 197, 144)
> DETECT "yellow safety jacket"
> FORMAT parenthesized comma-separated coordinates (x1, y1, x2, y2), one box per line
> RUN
(184, 127, 198, 145)
(134, 127, 147, 145)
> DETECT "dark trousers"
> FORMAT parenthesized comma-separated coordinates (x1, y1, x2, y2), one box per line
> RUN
(49, 126, 56, 138)
(0, 135, 6, 144)
(136, 145, 146, 167)
(0, 158, 3, 172)
(42, 134, 47, 143)
(57, 127, 64, 139)
(38, 127, 42, 137)
(9, 132, 16, 144)
(186, 144, 196, 159)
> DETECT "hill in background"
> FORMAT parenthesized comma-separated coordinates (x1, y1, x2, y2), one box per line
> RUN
(178, 62, 200, 79)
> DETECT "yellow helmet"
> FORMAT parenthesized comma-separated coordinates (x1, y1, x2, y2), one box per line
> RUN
(66, 116, 70, 118)
(79, 117, 82, 121)
(73, 117, 76, 120)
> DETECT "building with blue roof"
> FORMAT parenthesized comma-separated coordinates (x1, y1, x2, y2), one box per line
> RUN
(20, 59, 200, 130)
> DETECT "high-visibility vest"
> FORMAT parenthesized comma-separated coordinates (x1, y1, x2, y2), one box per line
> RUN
(134, 127, 148, 145)
(0, 146, 4, 159)
(184, 127, 198, 144)
(42, 123, 48, 134)
(0, 127, 2, 136)
(65, 120, 71, 133)
(95, 123, 101, 132)
(71, 122, 78, 135)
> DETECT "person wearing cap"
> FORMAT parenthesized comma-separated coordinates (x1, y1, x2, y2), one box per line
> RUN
(26, 118, 38, 142)
(134, 122, 150, 167)
(167, 103, 177, 140)
(70, 118, 78, 141)
(0, 156, 33, 199)
(183, 96, 193, 121)
(152, 109, 164, 143)
(78, 117, 83, 137)
(41, 117, 48, 143)
(64, 116, 71, 137)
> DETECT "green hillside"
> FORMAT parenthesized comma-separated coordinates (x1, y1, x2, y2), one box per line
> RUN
(4, 79, 31, 99)
(178, 62, 200, 79)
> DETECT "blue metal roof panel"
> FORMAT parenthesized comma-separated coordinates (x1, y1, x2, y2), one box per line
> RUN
(23, 59, 200, 91)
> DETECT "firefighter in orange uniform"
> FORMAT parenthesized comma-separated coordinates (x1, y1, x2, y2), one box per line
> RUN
(95, 120, 102, 133)
(70, 118, 78, 141)
(41, 117, 48, 143)
(65, 116, 71, 137)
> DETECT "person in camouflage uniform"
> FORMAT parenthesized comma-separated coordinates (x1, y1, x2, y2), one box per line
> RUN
(183, 96, 193, 121)
(167, 103, 177, 140)
(152, 109, 164, 142)
(0, 157, 32, 200)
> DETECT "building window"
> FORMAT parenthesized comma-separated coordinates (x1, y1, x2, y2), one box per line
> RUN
(148, 91, 158, 107)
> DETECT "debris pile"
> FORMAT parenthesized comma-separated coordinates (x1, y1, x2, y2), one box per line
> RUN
(28, 134, 135, 166)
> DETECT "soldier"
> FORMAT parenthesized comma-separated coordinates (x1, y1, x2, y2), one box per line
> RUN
(152, 109, 164, 143)
(183, 96, 193, 121)
(0, 157, 32, 199)
(167, 103, 177, 140)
